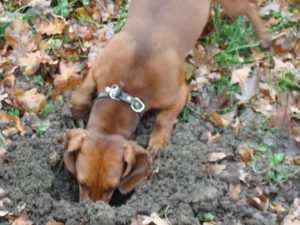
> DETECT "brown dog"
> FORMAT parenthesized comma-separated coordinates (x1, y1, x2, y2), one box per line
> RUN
(64, 0, 270, 202)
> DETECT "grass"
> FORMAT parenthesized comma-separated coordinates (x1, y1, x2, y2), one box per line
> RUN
(203, 5, 256, 68)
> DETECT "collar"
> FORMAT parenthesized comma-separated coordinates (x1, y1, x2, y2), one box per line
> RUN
(95, 83, 145, 113)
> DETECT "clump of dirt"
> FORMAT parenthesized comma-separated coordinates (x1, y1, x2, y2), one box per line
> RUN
(1, 98, 299, 225)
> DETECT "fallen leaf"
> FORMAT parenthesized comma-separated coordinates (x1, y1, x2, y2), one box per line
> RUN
(247, 195, 269, 211)
(0, 110, 25, 136)
(208, 152, 227, 162)
(259, 83, 277, 101)
(52, 61, 83, 97)
(12, 215, 33, 225)
(270, 93, 292, 130)
(235, 75, 258, 104)
(282, 198, 300, 225)
(207, 132, 222, 144)
(18, 51, 52, 76)
(229, 182, 241, 203)
(231, 66, 251, 85)
(34, 17, 66, 35)
(232, 118, 241, 134)
(45, 222, 64, 225)
(206, 112, 225, 127)
(238, 144, 254, 162)
(4, 19, 41, 60)
(17, 88, 46, 114)
(142, 213, 169, 225)
(205, 164, 226, 175)
(130, 215, 143, 225)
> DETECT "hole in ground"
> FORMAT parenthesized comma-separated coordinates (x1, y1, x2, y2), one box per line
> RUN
(109, 189, 134, 207)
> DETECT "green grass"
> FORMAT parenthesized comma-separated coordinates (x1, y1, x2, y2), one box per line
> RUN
(276, 69, 300, 92)
(203, 5, 257, 67)
(113, 5, 128, 33)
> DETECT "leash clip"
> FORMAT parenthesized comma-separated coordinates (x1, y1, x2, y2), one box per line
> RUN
(107, 84, 122, 100)
(131, 97, 145, 113)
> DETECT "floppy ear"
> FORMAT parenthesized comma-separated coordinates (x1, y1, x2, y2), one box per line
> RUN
(63, 129, 87, 175)
(119, 141, 152, 194)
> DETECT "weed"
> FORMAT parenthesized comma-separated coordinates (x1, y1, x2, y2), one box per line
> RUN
(40, 100, 54, 116)
(33, 75, 44, 86)
(52, 0, 89, 17)
(113, 5, 127, 33)
(269, 10, 292, 33)
(200, 212, 215, 222)
(251, 142, 293, 182)
(40, 96, 64, 116)
(179, 106, 196, 123)
(7, 107, 20, 117)
(203, 5, 256, 67)
(36, 121, 49, 136)
(276, 69, 300, 92)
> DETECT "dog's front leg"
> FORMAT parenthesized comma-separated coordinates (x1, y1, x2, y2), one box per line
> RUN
(147, 86, 189, 155)
(70, 69, 96, 112)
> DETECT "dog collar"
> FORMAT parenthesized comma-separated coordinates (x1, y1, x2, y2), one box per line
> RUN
(96, 83, 146, 113)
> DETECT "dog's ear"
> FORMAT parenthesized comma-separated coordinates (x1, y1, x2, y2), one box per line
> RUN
(119, 141, 152, 194)
(63, 129, 87, 175)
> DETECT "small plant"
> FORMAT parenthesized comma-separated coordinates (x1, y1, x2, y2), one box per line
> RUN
(180, 106, 196, 123)
(7, 107, 20, 117)
(52, 0, 90, 17)
(276, 69, 300, 92)
(203, 5, 256, 67)
(33, 75, 44, 86)
(269, 10, 291, 33)
(36, 121, 49, 135)
(40, 100, 54, 116)
(252, 142, 289, 182)
(200, 212, 215, 222)
(113, 5, 128, 33)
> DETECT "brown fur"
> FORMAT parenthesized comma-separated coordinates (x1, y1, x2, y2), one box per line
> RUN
(64, 0, 270, 202)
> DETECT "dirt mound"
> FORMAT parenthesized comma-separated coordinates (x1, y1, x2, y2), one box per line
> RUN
(1, 100, 299, 225)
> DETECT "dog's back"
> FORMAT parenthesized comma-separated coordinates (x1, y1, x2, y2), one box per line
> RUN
(123, 0, 211, 56)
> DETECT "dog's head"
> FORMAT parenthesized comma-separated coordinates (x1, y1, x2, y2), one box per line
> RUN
(63, 128, 152, 202)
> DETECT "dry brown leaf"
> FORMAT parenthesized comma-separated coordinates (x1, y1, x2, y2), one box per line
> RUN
(286, 156, 300, 165)
(12, 215, 33, 225)
(142, 213, 169, 225)
(17, 88, 46, 114)
(282, 198, 300, 225)
(18, 51, 52, 76)
(259, 83, 277, 101)
(130, 216, 143, 225)
(232, 118, 241, 134)
(0, 147, 6, 160)
(205, 164, 226, 175)
(253, 97, 274, 118)
(207, 132, 222, 144)
(206, 112, 225, 127)
(270, 93, 292, 130)
(235, 75, 258, 104)
(34, 17, 66, 35)
(45, 222, 64, 225)
(208, 152, 227, 162)
(229, 182, 241, 203)
(231, 66, 251, 85)
(4, 19, 41, 60)
(238, 144, 254, 162)
(0, 110, 25, 136)
(247, 195, 269, 211)
(52, 61, 83, 97)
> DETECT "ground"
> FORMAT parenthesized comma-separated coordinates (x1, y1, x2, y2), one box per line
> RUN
(0, 0, 299, 225)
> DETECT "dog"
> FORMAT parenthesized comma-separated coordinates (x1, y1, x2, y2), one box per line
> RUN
(63, 0, 270, 202)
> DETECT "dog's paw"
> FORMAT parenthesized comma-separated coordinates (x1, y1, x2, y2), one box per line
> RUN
(147, 134, 168, 155)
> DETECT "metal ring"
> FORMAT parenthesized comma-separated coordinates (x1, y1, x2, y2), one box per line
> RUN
(131, 97, 145, 113)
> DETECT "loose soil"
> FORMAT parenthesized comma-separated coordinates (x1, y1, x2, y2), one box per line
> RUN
(0, 95, 299, 225)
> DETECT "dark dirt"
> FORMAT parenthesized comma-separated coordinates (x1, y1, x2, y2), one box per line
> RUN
(0, 95, 299, 225)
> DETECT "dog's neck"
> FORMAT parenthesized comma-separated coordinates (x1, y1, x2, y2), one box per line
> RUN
(86, 99, 140, 139)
